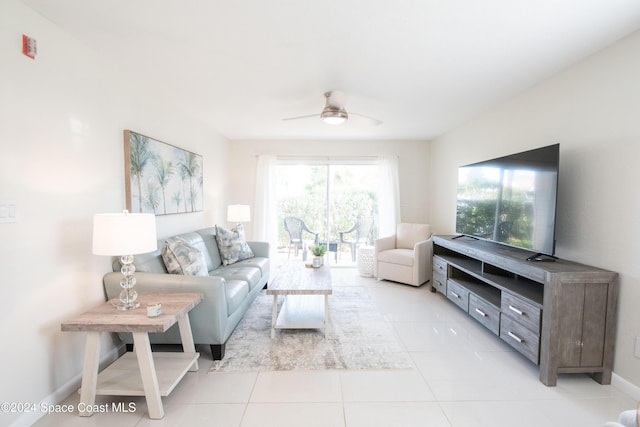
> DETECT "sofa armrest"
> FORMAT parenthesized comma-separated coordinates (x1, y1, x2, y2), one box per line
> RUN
(247, 241, 270, 258)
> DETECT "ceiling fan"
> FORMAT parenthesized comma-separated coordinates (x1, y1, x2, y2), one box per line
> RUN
(283, 91, 383, 126)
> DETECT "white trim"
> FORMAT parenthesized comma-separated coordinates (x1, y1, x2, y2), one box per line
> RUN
(612, 372, 640, 401)
(10, 343, 124, 427)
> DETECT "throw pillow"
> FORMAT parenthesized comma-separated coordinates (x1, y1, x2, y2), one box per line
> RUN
(215, 224, 255, 265)
(161, 237, 209, 276)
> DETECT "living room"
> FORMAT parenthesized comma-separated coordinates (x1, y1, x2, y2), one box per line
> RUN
(2, 0, 640, 426)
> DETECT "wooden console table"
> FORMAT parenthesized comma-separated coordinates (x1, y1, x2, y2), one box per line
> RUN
(61, 292, 203, 419)
(432, 235, 618, 386)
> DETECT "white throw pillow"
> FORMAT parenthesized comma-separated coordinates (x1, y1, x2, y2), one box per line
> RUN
(161, 237, 209, 276)
(215, 224, 254, 266)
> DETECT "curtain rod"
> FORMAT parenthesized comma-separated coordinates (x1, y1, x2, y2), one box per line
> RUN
(275, 155, 380, 161)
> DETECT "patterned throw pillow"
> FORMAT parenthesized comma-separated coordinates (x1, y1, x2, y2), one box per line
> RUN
(215, 224, 255, 266)
(161, 237, 209, 276)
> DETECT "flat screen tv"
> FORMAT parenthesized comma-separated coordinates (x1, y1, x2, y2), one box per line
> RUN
(455, 144, 560, 256)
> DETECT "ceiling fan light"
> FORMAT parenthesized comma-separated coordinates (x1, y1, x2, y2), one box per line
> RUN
(321, 106, 348, 125)
(323, 116, 346, 125)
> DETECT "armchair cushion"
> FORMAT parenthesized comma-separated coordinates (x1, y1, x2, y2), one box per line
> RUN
(161, 236, 209, 276)
(376, 248, 415, 267)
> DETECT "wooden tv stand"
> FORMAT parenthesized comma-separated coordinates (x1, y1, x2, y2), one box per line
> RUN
(432, 235, 618, 386)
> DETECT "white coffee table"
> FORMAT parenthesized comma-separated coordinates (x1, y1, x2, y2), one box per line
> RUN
(266, 261, 332, 338)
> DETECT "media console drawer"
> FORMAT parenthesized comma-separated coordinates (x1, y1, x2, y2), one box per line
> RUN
(500, 315, 540, 364)
(446, 280, 469, 311)
(432, 256, 447, 294)
(501, 292, 541, 333)
(469, 294, 500, 335)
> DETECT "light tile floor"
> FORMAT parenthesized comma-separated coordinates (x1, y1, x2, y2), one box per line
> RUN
(35, 268, 634, 426)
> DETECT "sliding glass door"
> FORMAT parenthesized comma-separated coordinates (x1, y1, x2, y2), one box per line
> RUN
(276, 160, 379, 265)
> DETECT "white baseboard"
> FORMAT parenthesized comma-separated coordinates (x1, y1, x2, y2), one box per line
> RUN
(10, 343, 124, 427)
(612, 373, 640, 401)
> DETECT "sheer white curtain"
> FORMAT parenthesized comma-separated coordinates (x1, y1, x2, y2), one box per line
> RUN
(254, 155, 278, 259)
(377, 156, 401, 237)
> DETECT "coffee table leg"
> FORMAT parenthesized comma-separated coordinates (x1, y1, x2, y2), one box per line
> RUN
(79, 331, 100, 417)
(324, 295, 329, 338)
(132, 332, 164, 419)
(271, 294, 278, 339)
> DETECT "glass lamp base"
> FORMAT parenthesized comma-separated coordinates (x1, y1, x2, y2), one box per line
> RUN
(114, 301, 140, 311)
(116, 254, 139, 310)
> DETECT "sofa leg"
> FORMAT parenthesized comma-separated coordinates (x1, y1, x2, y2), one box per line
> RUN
(211, 343, 226, 360)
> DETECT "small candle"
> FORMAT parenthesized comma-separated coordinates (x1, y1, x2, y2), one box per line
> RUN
(147, 302, 162, 317)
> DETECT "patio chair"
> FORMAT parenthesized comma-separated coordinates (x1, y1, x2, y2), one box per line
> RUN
(283, 216, 319, 258)
(338, 216, 374, 262)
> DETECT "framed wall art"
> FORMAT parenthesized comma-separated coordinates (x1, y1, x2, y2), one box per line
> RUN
(124, 130, 203, 215)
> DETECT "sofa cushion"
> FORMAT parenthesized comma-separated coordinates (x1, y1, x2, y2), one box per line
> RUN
(377, 248, 415, 267)
(161, 237, 209, 276)
(215, 224, 254, 265)
(213, 265, 262, 290)
(234, 256, 270, 277)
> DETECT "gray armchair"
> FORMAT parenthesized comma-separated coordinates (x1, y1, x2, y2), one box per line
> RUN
(284, 216, 319, 258)
(338, 216, 374, 262)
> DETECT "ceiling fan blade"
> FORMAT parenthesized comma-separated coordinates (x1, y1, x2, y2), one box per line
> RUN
(282, 114, 319, 121)
(350, 112, 383, 126)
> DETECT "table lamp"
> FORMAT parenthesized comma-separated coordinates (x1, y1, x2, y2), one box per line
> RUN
(227, 204, 251, 225)
(93, 210, 157, 310)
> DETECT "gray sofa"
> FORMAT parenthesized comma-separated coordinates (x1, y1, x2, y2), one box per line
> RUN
(103, 227, 269, 359)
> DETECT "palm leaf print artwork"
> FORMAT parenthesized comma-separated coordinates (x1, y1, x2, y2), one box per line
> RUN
(124, 130, 203, 215)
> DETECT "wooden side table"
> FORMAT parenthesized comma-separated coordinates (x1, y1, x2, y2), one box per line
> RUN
(61, 292, 203, 419)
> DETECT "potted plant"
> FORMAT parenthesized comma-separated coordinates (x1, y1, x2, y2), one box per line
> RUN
(310, 244, 327, 267)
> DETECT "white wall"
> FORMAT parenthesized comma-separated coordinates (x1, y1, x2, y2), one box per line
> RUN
(227, 139, 431, 239)
(430, 30, 640, 389)
(0, 2, 229, 425)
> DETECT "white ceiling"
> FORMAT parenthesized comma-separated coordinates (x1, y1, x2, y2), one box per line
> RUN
(23, 0, 640, 141)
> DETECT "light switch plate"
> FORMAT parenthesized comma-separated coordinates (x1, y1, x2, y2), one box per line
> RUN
(0, 199, 19, 223)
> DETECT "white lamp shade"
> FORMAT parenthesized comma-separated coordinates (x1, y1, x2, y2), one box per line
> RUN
(92, 212, 158, 256)
(227, 204, 251, 222)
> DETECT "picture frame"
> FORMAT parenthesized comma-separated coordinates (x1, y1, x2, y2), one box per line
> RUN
(124, 130, 203, 215)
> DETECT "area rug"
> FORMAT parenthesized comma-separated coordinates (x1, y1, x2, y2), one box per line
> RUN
(209, 286, 413, 372)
